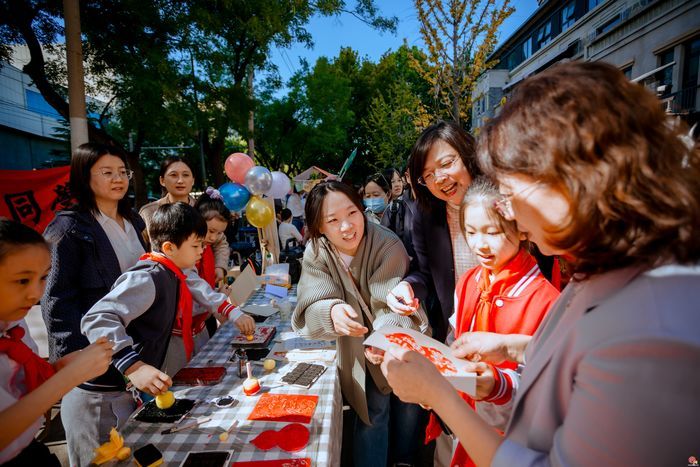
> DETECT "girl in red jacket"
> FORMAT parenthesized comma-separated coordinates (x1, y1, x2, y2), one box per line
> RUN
(429, 177, 560, 467)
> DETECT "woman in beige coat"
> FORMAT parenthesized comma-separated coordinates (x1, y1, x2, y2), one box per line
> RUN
(292, 180, 430, 467)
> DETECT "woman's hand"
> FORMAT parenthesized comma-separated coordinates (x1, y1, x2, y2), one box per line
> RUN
(380, 345, 452, 407)
(386, 281, 419, 315)
(452, 332, 530, 365)
(330, 303, 368, 337)
(364, 346, 385, 365)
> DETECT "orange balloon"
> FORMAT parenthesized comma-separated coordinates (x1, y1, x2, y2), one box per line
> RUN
(245, 196, 274, 228)
(225, 153, 255, 184)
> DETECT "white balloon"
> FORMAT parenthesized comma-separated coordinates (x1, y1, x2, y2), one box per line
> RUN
(244, 166, 273, 196)
(266, 171, 292, 199)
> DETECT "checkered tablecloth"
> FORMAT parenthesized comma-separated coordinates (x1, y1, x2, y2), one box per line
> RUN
(119, 285, 342, 466)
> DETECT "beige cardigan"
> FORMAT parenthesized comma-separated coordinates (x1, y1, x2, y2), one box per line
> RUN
(292, 220, 429, 424)
(139, 195, 230, 271)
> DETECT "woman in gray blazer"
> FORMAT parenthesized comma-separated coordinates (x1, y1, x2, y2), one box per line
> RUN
(380, 61, 700, 466)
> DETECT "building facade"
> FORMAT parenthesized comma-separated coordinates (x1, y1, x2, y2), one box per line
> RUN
(473, 0, 700, 131)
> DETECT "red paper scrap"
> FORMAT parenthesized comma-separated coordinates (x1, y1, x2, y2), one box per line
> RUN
(250, 423, 310, 452)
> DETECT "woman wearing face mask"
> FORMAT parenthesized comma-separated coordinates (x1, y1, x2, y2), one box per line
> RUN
(362, 172, 391, 224)
(292, 180, 429, 467)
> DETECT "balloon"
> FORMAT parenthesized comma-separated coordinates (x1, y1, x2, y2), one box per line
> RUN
(244, 166, 273, 196)
(219, 182, 250, 211)
(245, 196, 274, 228)
(224, 152, 255, 184)
(266, 171, 292, 199)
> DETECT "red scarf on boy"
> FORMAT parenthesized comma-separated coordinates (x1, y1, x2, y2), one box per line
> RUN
(196, 244, 216, 288)
(427, 249, 539, 467)
(141, 253, 197, 361)
(0, 326, 55, 393)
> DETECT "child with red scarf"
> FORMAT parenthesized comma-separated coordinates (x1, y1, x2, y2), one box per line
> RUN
(0, 220, 113, 465)
(78, 204, 242, 455)
(425, 178, 560, 467)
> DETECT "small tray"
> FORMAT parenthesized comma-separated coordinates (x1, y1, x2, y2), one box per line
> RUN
(173, 367, 226, 386)
(133, 398, 196, 423)
(280, 363, 326, 389)
(231, 326, 276, 348)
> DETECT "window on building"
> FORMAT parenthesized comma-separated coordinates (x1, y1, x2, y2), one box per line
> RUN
(535, 20, 553, 50)
(588, 0, 605, 11)
(656, 49, 674, 95)
(25, 90, 61, 118)
(522, 37, 533, 60)
(621, 64, 633, 79)
(596, 14, 621, 35)
(681, 38, 700, 110)
(561, 2, 576, 31)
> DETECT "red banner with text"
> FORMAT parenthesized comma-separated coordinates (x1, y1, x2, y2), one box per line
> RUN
(0, 166, 73, 233)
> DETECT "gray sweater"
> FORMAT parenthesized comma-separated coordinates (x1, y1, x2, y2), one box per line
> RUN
(292, 220, 429, 424)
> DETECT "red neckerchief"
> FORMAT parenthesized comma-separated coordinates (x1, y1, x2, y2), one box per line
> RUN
(0, 326, 55, 393)
(464, 248, 537, 335)
(196, 244, 216, 288)
(140, 253, 195, 361)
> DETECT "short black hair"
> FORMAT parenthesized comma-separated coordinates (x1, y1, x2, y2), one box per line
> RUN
(148, 202, 207, 252)
(195, 192, 231, 223)
(0, 218, 49, 262)
(408, 120, 482, 212)
(70, 142, 134, 221)
(280, 208, 293, 222)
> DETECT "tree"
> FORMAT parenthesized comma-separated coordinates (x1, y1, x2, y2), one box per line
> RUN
(412, 0, 513, 127)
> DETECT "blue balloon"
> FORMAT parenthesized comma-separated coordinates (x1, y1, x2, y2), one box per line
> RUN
(219, 182, 250, 211)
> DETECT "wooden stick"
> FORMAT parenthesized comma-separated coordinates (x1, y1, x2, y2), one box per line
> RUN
(161, 416, 212, 435)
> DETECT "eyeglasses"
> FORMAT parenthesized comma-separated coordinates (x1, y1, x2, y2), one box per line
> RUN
(417, 157, 460, 186)
(494, 183, 540, 220)
(94, 169, 134, 181)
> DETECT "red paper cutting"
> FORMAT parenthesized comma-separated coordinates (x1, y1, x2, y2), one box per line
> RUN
(250, 423, 310, 452)
(232, 459, 311, 467)
(385, 332, 457, 374)
(247, 393, 318, 424)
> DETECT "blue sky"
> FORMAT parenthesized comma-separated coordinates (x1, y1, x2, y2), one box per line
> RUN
(268, 0, 539, 89)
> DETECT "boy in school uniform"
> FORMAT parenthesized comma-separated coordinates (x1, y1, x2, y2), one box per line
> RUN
(70, 202, 243, 465)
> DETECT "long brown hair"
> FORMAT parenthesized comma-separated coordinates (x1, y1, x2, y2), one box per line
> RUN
(478, 61, 700, 275)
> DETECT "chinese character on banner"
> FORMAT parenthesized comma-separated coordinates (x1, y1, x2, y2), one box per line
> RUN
(0, 166, 72, 233)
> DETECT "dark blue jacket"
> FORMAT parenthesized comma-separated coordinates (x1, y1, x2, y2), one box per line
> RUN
(403, 205, 454, 342)
(41, 210, 147, 362)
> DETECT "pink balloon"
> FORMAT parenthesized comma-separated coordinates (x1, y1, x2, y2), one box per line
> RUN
(224, 153, 255, 184)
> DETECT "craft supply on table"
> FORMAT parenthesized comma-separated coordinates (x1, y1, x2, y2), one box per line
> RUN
(161, 416, 212, 435)
(155, 391, 175, 409)
(231, 458, 312, 467)
(247, 393, 319, 424)
(91, 427, 131, 465)
(173, 366, 227, 386)
(280, 363, 326, 389)
(250, 423, 310, 452)
(179, 450, 233, 467)
(210, 395, 237, 408)
(243, 361, 261, 396)
(133, 398, 196, 423)
(133, 443, 163, 467)
(231, 325, 276, 348)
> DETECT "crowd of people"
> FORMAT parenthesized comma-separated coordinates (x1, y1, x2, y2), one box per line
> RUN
(0, 61, 698, 467)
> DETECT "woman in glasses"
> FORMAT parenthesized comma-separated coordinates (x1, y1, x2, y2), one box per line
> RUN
(42, 143, 148, 466)
(139, 156, 230, 285)
(292, 180, 430, 467)
(381, 61, 700, 465)
(387, 121, 482, 344)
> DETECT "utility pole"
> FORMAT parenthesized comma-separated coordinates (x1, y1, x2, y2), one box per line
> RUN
(190, 51, 207, 186)
(247, 67, 255, 159)
(63, 0, 89, 152)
